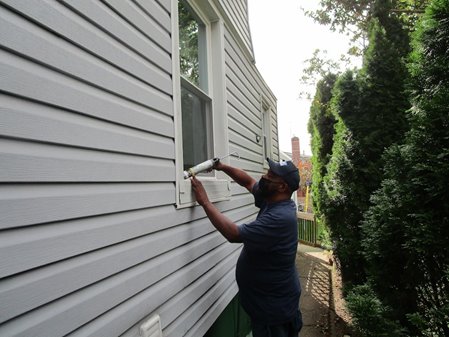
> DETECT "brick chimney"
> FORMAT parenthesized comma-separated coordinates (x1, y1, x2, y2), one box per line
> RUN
(291, 136, 303, 197)
(291, 136, 300, 167)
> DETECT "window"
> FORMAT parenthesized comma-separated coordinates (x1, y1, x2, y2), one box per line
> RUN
(261, 99, 273, 165)
(173, 0, 229, 207)
(178, 1, 212, 170)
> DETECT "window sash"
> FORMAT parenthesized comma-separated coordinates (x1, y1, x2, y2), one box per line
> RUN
(180, 77, 213, 172)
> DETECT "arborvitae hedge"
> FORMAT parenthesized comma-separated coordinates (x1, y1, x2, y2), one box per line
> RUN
(361, 0, 449, 334)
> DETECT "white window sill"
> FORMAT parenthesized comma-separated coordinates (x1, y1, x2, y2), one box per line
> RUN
(178, 177, 231, 208)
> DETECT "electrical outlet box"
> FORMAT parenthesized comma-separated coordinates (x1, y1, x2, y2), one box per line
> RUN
(139, 314, 163, 337)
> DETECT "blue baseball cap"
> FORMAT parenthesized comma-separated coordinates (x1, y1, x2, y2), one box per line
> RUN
(267, 158, 300, 192)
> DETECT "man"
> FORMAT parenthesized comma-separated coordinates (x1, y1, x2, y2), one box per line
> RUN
(191, 158, 302, 337)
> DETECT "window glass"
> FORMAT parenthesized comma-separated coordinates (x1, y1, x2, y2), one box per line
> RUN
(181, 80, 212, 170)
(178, 1, 212, 171)
(262, 107, 271, 160)
(178, 1, 207, 92)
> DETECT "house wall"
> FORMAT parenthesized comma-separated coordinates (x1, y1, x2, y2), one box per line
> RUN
(0, 1, 278, 336)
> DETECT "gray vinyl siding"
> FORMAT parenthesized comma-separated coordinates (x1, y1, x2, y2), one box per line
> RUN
(0, 1, 277, 337)
(224, 29, 279, 171)
(218, 0, 254, 60)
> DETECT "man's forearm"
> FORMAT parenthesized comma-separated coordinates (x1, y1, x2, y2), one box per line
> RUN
(219, 164, 256, 192)
(202, 201, 241, 243)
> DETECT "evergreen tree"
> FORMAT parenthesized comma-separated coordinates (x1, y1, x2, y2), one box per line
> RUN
(323, 10, 410, 285)
(308, 73, 337, 218)
(323, 70, 367, 283)
(362, 0, 449, 334)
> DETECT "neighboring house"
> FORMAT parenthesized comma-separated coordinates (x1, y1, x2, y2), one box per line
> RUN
(0, 1, 278, 337)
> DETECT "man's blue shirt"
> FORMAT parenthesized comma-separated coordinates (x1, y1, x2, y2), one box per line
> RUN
(236, 183, 301, 324)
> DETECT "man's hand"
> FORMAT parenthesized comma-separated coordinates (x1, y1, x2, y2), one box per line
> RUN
(213, 159, 225, 171)
(191, 176, 210, 206)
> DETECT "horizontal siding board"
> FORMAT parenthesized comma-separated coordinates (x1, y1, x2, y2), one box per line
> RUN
(0, 139, 174, 182)
(0, 230, 227, 324)
(219, 0, 252, 58)
(1, 0, 172, 80)
(228, 115, 260, 147)
(104, 0, 170, 47)
(60, 0, 171, 57)
(229, 143, 262, 165)
(163, 265, 237, 336)
(155, 0, 171, 13)
(0, 95, 173, 151)
(185, 282, 239, 337)
(225, 28, 277, 107)
(134, 0, 170, 32)
(226, 67, 260, 111)
(158, 263, 236, 331)
(225, 36, 259, 104)
(0, 183, 175, 229)
(73, 248, 240, 337)
(0, 6, 172, 98)
(0, 243, 238, 337)
(229, 129, 261, 155)
(228, 104, 260, 136)
(227, 83, 260, 128)
(0, 53, 173, 130)
(0, 203, 254, 321)
(0, 198, 256, 277)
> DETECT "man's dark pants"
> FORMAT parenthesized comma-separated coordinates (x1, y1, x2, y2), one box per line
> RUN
(251, 311, 302, 337)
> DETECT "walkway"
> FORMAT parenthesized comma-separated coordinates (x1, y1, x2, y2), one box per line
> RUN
(296, 244, 352, 337)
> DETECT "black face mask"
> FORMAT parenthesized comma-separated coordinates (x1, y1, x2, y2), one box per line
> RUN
(258, 177, 277, 198)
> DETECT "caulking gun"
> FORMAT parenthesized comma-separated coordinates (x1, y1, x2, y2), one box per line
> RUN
(183, 152, 239, 179)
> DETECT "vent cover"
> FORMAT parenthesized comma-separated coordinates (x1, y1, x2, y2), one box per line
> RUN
(139, 314, 163, 337)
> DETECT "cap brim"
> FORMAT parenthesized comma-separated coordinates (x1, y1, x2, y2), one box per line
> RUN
(266, 157, 282, 176)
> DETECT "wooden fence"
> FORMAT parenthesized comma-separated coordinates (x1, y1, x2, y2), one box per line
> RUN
(297, 212, 318, 246)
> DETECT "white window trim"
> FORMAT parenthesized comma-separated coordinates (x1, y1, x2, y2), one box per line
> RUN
(172, 0, 230, 208)
(261, 96, 273, 168)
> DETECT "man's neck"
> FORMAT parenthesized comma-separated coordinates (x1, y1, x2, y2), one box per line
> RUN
(266, 194, 291, 203)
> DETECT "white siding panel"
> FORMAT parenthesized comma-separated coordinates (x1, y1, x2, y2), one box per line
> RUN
(72, 247, 241, 337)
(229, 128, 260, 156)
(227, 88, 260, 130)
(164, 265, 237, 336)
(218, 0, 253, 59)
(0, 0, 279, 335)
(0, 139, 174, 182)
(0, 95, 174, 152)
(0, 243, 239, 337)
(0, 6, 172, 97)
(155, 0, 171, 13)
(0, 183, 175, 229)
(1, 0, 172, 82)
(184, 283, 239, 337)
(104, 0, 170, 49)
(226, 66, 259, 112)
(60, 0, 171, 59)
(0, 53, 173, 130)
(0, 200, 255, 278)
(0, 229, 227, 323)
(134, 0, 171, 32)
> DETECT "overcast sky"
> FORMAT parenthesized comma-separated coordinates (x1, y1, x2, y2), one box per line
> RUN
(247, 0, 359, 155)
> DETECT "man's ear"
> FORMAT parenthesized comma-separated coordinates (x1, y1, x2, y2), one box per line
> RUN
(279, 182, 289, 193)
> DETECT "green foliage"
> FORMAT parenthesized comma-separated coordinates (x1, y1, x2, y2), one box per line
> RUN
(303, 0, 429, 52)
(178, 1, 200, 85)
(346, 284, 406, 337)
(307, 0, 449, 335)
(323, 70, 367, 284)
(308, 73, 337, 216)
(360, 0, 449, 334)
